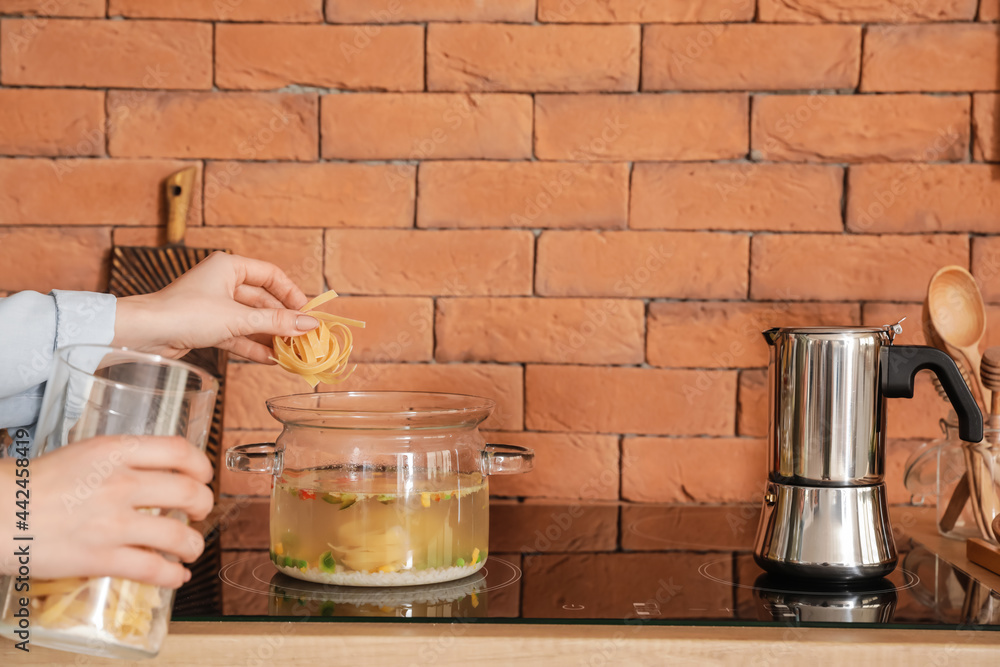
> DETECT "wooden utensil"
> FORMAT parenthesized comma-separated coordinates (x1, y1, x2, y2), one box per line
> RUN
(110, 167, 227, 496)
(927, 266, 990, 410)
(108, 167, 226, 615)
(976, 347, 1000, 543)
(982, 347, 1000, 429)
(968, 537, 1000, 576)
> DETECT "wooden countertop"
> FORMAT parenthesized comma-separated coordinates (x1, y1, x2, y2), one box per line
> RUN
(4, 506, 1000, 666)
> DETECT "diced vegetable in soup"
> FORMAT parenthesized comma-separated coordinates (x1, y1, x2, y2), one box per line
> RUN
(270, 469, 488, 586)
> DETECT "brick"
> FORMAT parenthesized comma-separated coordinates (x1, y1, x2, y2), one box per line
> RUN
(428, 24, 639, 93)
(973, 94, 999, 162)
(622, 437, 766, 503)
(737, 369, 767, 438)
(526, 365, 736, 435)
(847, 165, 1000, 233)
(223, 363, 311, 430)
(484, 432, 620, 500)
(862, 24, 1000, 92)
(418, 161, 628, 229)
(0, 0, 102, 16)
(535, 93, 747, 161)
(973, 237, 1000, 304)
(324, 297, 433, 362)
(0, 159, 201, 225)
(982, 1, 999, 19)
(114, 227, 324, 295)
(0, 89, 102, 157)
(216, 24, 423, 91)
(327, 0, 534, 21)
(218, 499, 269, 551)
(753, 94, 968, 163)
(750, 234, 969, 301)
(325, 230, 533, 296)
(204, 162, 414, 228)
(0, 227, 109, 292)
(536, 231, 748, 299)
(621, 505, 762, 551)
(490, 503, 619, 553)
(109, 0, 322, 21)
(860, 302, 930, 346)
(220, 430, 282, 496)
(537, 0, 754, 22)
(758, 0, 977, 22)
(435, 298, 644, 365)
(327, 363, 523, 431)
(643, 25, 859, 91)
(108, 92, 318, 160)
(630, 163, 843, 232)
(523, 553, 732, 619)
(322, 93, 531, 160)
(1, 19, 212, 89)
(647, 302, 860, 368)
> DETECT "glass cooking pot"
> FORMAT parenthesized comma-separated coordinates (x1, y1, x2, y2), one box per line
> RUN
(226, 391, 533, 587)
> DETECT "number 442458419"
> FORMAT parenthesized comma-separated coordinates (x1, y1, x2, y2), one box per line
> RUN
(15, 441, 29, 525)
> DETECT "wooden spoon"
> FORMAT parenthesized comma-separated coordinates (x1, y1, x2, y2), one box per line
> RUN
(982, 347, 1000, 429)
(927, 266, 990, 410)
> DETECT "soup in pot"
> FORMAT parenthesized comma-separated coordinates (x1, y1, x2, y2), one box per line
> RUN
(270, 468, 488, 586)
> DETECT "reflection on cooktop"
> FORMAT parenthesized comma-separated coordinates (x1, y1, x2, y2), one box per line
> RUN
(174, 502, 1000, 629)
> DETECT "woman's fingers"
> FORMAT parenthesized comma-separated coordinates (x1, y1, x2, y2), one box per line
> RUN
(219, 336, 278, 365)
(232, 306, 318, 339)
(104, 547, 192, 589)
(125, 471, 214, 521)
(123, 514, 206, 564)
(228, 254, 308, 311)
(120, 436, 214, 485)
(234, 283, 285, 310)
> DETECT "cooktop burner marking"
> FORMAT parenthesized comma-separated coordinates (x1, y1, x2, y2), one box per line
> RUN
(697, 559, 920, 595)
(219, 556, 522, 597)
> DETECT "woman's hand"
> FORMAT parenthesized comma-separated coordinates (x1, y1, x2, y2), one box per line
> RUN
(112, 252, 319, 363)
(2, 435, 214, 588)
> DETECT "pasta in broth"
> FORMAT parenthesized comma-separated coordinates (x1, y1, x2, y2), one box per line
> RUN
(271, 289, 365, 387)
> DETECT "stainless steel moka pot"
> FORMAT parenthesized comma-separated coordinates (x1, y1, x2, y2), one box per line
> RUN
(753, 323, 983, 581)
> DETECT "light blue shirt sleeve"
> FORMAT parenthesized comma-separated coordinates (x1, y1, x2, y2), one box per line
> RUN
(0, 290, 117, 431)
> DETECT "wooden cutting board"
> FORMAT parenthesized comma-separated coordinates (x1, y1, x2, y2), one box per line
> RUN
(109, 167, 226, 614)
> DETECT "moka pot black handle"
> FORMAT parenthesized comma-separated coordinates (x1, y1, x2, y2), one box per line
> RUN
(881, 345, 983, 443)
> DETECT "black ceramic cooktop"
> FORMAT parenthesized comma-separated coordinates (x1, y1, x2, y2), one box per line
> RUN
(173, 503, 1000, 629)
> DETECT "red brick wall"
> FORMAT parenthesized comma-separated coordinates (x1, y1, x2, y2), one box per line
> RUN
(2, 0, 998, 506)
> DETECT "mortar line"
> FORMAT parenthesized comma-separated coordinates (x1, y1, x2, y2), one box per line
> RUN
(423, 22, 428, 93)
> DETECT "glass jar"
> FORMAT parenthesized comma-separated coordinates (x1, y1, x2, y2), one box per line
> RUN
(904, 412, 1000, 544)
(0, 345, 217, 660)
(226, 391, 533, 587)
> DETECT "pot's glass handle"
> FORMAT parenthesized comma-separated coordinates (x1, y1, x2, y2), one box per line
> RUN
(226, 443, 278, 473)
(482, 444, 534, 475)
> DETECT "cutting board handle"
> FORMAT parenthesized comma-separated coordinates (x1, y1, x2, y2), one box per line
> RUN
(165, 167, 197, 245)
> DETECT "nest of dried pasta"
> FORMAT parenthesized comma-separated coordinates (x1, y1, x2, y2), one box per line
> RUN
(271, 289, 366, 387)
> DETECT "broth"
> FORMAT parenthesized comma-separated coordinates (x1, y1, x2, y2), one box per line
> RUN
(270, 468, 488, 586)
